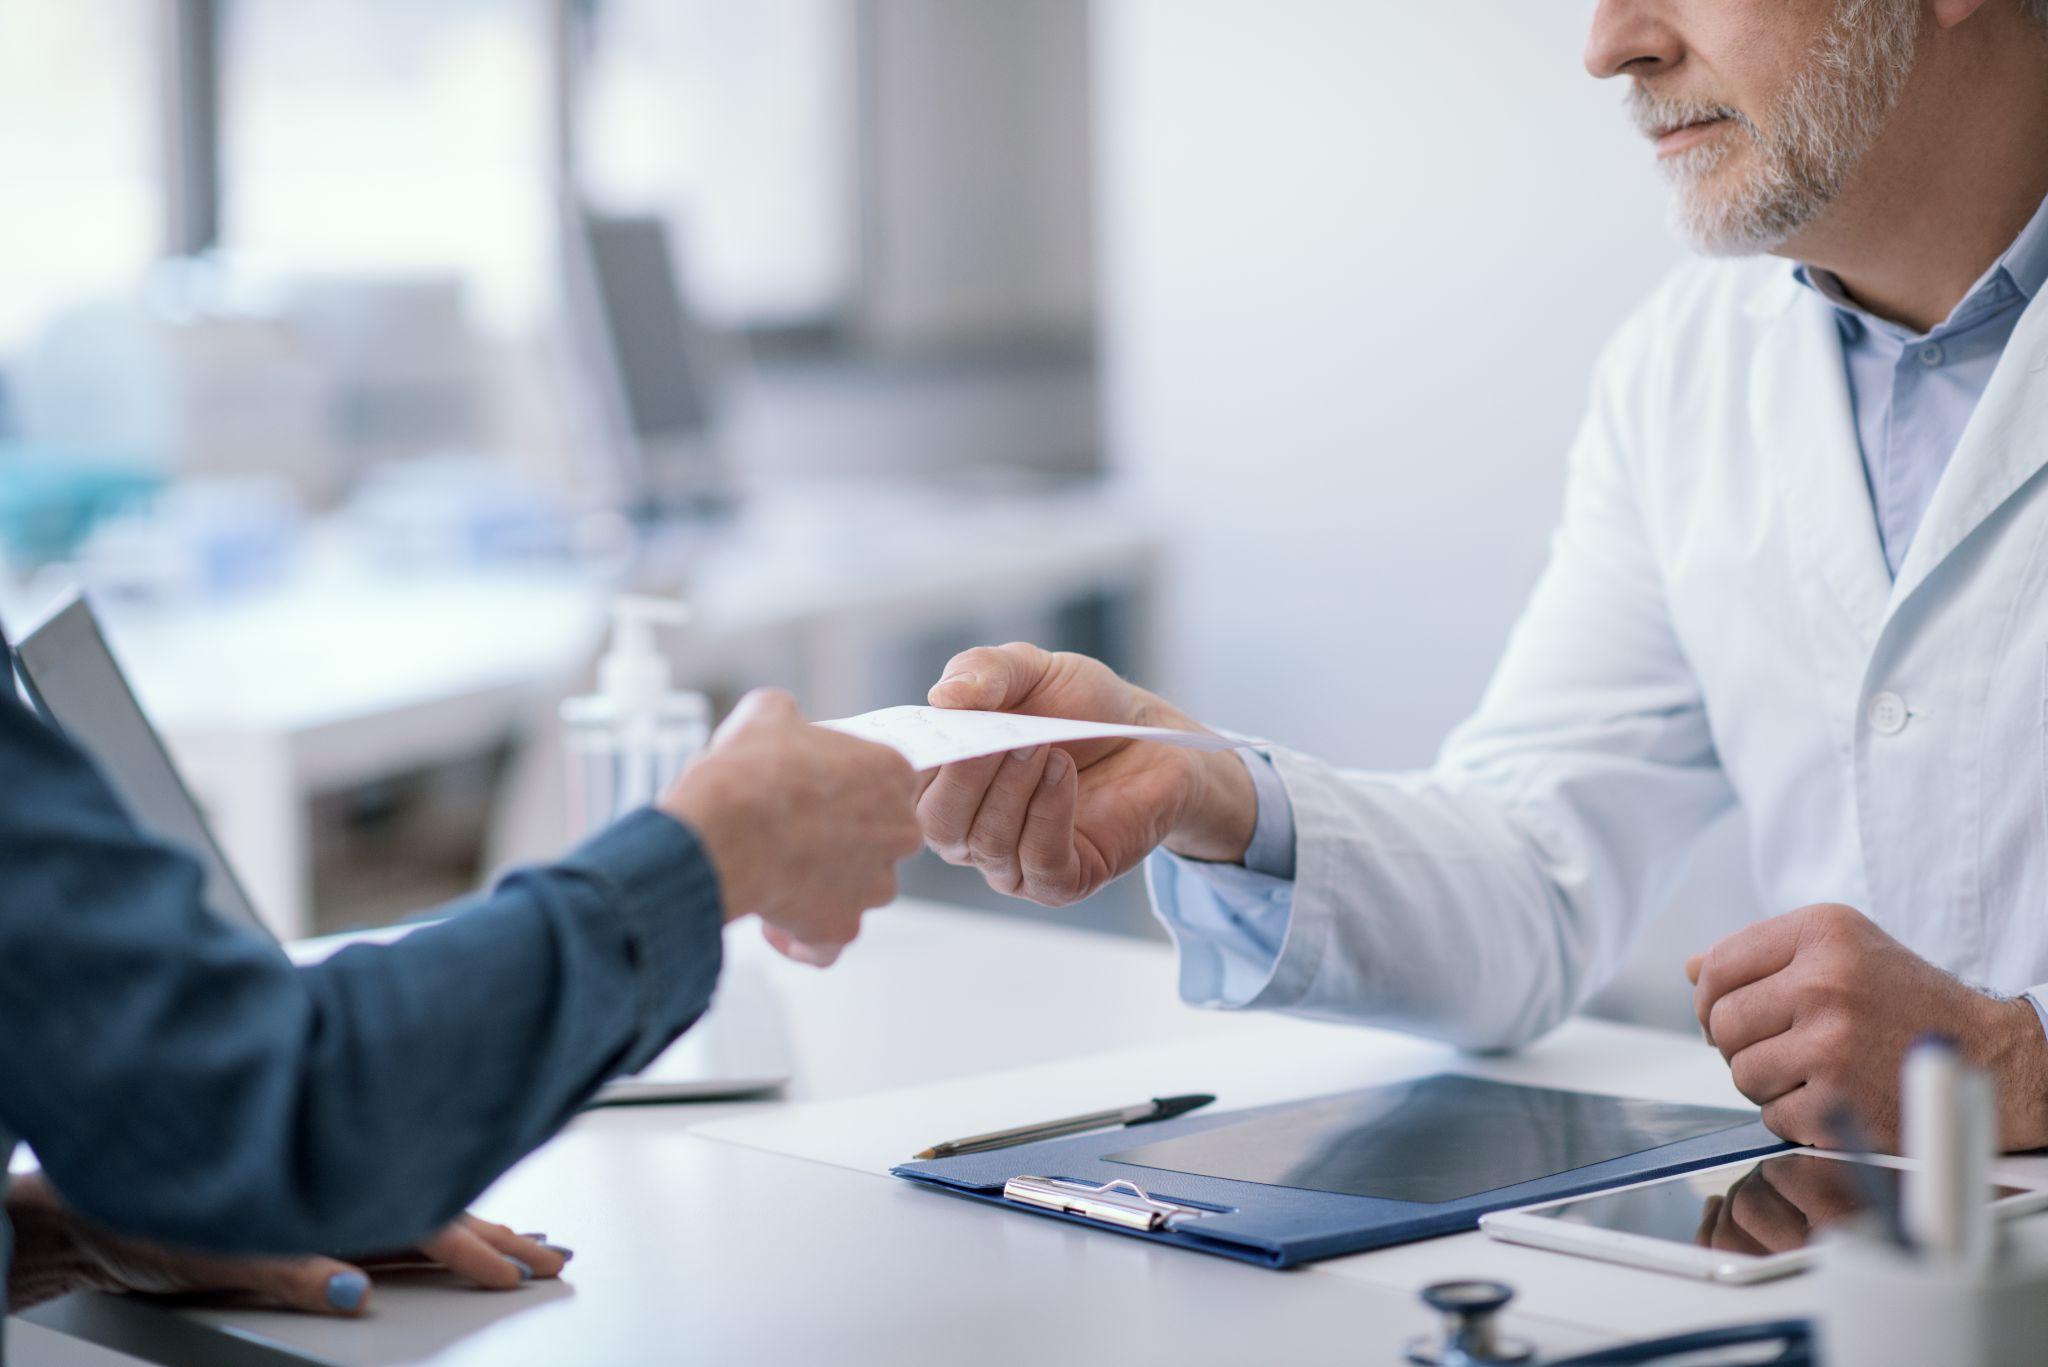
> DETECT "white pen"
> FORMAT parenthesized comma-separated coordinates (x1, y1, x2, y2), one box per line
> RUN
(1903, 1036, 1994, 1267)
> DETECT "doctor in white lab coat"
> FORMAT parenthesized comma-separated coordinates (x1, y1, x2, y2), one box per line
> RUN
(914, 0, 2048, 1153)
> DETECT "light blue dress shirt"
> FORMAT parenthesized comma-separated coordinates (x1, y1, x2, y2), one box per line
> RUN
(1152, 191, 2048, 1009)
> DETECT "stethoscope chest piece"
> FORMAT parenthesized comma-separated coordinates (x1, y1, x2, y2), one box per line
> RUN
(1404, 1279, 1536, 1365)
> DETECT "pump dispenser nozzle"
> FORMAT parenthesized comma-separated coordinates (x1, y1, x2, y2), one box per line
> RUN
(598, 596, 693, 717)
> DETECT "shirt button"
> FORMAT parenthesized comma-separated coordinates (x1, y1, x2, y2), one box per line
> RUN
(1919, 343, 1945, 367)
(1867, 692, 1909, 735)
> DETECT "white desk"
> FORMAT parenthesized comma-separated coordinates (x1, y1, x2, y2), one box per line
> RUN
(29, 903, 2048, 1365)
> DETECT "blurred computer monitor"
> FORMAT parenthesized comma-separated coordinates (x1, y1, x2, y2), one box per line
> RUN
(565, 209, 731, 515)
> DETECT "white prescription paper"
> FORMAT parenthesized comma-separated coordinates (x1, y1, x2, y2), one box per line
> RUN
(818, 705, 1246, 772)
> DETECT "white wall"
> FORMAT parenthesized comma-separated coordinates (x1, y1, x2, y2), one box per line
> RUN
(1095, 0, 1752, 1030)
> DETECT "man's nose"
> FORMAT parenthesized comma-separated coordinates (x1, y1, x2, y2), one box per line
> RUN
(1585, 0, 1682, 79)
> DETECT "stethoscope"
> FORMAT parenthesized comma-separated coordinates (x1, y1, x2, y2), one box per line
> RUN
(1403, 1279, 1814, 1367)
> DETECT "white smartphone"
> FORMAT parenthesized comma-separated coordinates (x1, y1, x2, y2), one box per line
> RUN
(1480, 1149, 2048, 1284)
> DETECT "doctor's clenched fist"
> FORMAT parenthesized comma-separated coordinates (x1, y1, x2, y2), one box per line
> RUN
(918, 644, 1257, 906)
(661, 688, 922, 967)
(1688, 903, 2048, 1152)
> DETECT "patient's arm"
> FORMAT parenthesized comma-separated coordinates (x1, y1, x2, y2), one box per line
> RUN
(5, 1173, 566, 1316)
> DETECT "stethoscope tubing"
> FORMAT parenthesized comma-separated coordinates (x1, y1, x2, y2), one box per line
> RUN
(1541, 1317, 1813, 1366)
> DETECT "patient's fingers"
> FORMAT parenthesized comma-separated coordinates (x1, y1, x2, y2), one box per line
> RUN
(456, 1216, 569, 1278)
(233, 1254, 374, 1317)
(1017, 750, 1084, 906)
(416, 1218, 554, 1290)
(763, 922, 843, 968)
(918, 754, 1005, 863)
(964, 746, 1053, 893)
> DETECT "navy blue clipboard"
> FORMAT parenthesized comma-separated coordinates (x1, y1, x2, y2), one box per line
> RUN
(891, 1075, 1788, 1269)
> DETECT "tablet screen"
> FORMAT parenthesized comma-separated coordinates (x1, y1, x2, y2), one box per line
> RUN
(1106, 1075, 1755, 1205)
(1520, 1152, 2027, 1255)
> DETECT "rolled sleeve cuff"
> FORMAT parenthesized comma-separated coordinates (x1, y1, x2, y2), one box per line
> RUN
(558, 808, 725, 1073)
(1144, 851, 1297, 1009)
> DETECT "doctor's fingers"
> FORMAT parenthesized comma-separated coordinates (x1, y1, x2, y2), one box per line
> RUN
(1692, 917, 1804, 1040)
(1760, 1084, 1837, 1147)
(1017, 751, 1085, 906)
(1705, 977, 1799, 1061)
(1705, 1192, 1779, 1257)
(962, 746, 1055, 893)
(1722, 1169, 1811, 1254)
(929, 643, 1054, 713)
(918, 753, 1007, 862)
(1694, 1193, 1723, 1248)
(1726, 1033, 1809, 1106)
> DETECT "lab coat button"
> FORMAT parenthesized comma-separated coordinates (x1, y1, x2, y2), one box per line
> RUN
(1866, 692, 1908, 735)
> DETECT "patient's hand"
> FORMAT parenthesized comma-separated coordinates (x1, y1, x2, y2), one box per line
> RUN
(1688, 903, 2048, 1151)
(918, 644, 1256, 906)
(663, 688, 922, 967)
(7, 1174, 568, 1316)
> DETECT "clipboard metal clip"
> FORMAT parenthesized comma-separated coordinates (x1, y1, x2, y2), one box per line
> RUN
(1002, 1176, 1214, 1232)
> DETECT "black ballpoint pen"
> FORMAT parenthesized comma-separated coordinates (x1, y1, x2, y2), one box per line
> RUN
(914, 1094, 1216, 1161)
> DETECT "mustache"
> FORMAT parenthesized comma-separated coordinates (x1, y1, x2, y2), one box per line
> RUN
(1627, 85, 1759, 142)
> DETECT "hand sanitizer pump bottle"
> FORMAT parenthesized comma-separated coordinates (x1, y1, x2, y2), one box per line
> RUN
(560, 597, 710, 840)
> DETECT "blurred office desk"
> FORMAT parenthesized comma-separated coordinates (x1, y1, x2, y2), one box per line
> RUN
(86, 485, 1158, 938)
(41, 903, 2044, 1367)
(97, 570, 614, 940)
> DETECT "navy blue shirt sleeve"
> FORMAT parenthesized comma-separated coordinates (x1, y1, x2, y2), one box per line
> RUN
(0, 687, 724, 1256)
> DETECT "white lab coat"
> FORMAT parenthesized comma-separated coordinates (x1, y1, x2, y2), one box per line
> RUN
(1236, 258, 2048, 1051)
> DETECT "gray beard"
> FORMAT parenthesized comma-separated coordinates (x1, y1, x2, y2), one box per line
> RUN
(1637, 0, 1921, 256)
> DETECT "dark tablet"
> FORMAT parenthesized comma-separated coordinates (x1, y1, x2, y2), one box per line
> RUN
(1107, 1075, 1754, 1206)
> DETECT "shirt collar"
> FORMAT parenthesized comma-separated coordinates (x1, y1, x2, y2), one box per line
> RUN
(1793, 189, 2048, 342)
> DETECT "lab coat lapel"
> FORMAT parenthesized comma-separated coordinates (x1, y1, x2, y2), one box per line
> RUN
(1888, 291, 2048, 612)
(1752, 286, 1893, 651)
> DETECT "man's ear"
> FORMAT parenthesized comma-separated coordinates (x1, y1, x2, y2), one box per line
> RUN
(1930, 0, 1993, 30)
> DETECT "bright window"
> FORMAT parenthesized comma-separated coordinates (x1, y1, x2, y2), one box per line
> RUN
(220, 0, 554, 336)
(578, 0, 860, 327)
(0, 0, 159, 359)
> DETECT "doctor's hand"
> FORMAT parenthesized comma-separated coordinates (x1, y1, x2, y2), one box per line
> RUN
(1694, 1157, 1861, 1256)
(1687, 903, 2048, 1152)
(661, 688, 921, 967)
(919, 644, 1255, 906)
(6, 1174, 567, 1316)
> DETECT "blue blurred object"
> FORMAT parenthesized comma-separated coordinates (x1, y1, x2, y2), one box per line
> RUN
(0, 444, 163, 566)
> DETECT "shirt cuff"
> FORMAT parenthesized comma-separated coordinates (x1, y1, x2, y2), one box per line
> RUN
(2025, 986, 2048, 1044)
(556, 807, 725, 1073)
(1239, 748, 1298, 879)
(1144, 851, 1294, 1008)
